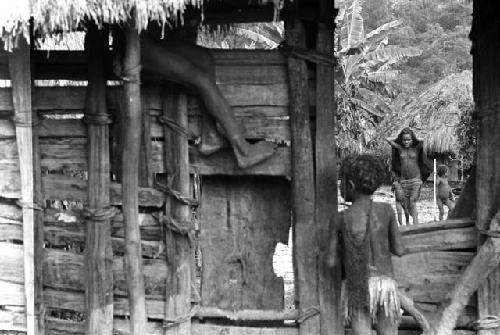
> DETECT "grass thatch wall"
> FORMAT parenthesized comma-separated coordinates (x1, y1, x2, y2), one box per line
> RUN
(379, 70, 473, 156)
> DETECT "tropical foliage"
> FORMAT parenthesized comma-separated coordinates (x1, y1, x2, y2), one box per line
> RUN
(197, 22, 283, 49)
(334, 0, 422, 156)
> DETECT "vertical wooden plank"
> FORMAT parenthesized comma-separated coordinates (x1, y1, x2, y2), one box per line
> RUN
(122, 23, 148, 335)
(285, 17, 320, 335)
(29, 19, 46, 335)
(199, 177, 290, 310)
(84, 25, 114, 335)
(111, 28, 126, 183)
(162, 86, 191, 335)
(139, 89, 152, 187)
(475, 1, 500, 334)
(9, 35, 36, 335)
(315, 2, 343, 334)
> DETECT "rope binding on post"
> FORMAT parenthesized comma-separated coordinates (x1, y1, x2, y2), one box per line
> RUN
(157, 115, 189, 138)
(120, 63, 142, 85)
(12, 112, 38, 127)
(472, 315, 500, 330)
(81, 206, 119, 221)
(279, 42, 336, 66)
(82, 113, 113, 125)
(163, 304, 200, 329)
(16, 199, 44, 211)
(296, 306, 320, 324)
(155, 181, 199, 207)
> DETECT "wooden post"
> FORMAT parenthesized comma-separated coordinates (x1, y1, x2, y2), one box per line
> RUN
(315, 2, 343, 334)
(30, 23, 46, 335)
(84, 25, 114, 335)
(434, 158, 437, 221)
(448, 165, 475, 219)
(111, 28, 126, 183)
(286, 17, 320, 334)
(9, 35, 36, 335)
(122, 23, 148, 335)
(474, 2, 500, 334)
(139, 90, 152, 187)
(162, 86, 192, 335)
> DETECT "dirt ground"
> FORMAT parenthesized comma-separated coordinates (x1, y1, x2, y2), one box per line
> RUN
(272, 182, 452, 309)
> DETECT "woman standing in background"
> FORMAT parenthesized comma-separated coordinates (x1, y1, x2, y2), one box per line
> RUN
(387, 127, 431, 225)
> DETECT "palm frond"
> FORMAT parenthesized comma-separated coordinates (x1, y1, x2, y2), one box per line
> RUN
(365, 46, 422, 63)
(346, 0, 364, 50)
(365, 20, 401, 41)
(349, 97, 385, 117)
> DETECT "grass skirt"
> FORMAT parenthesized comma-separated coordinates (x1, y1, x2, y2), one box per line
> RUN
(342, 276, 401, 325)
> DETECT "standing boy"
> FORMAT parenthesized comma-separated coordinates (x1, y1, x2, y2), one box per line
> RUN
(328, 155, 407, 335)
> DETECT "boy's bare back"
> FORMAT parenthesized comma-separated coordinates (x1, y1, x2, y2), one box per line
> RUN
(342, 201, 405, 276)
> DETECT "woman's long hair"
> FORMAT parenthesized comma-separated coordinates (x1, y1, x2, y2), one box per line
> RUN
(395, 127, 418, 147)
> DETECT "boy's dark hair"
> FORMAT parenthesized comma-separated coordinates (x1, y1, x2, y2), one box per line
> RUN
(437, 164, 448, 177)
(340, 154, 385, 194)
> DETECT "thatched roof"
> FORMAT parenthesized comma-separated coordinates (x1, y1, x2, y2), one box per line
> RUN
(379, 70, 473, 155)
(0, 0, 283, 50)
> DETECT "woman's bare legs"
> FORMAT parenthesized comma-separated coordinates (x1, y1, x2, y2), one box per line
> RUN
(141, 36, 276, 168)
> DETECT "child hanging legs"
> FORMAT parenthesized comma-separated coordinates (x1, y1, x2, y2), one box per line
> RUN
(139, 34, 276, 169)
(328, 155, 407, 335)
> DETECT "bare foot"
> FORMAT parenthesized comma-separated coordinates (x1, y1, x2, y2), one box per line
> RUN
(198, 138, 226, 155)
(198, 116, 227, 155)
(233, 141, 277, 169)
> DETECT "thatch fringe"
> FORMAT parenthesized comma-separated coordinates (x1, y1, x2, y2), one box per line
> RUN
(1, 0, 285, 50)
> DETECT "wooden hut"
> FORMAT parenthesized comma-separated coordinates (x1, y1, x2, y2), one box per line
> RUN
(0, 1, 498, 335)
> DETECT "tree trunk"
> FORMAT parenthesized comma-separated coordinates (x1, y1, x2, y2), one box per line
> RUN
(286, 16, 320, 335)
(315, 3, 343, 334)
(121, 23, 148, 335)
(9, 34, 38, 335)
(84, 25, 114, 335)
(162, 87, 192, 335)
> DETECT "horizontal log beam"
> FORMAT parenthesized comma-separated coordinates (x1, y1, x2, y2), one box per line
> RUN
(44, 318, 300, 335)
(0, 84, 289, 113)
(399, 218, 475, 235)
(0, 305, 26, 332)
(0, 50, 287, 81)
(393, 251, 475, 304)
(402, 226, 476, 253)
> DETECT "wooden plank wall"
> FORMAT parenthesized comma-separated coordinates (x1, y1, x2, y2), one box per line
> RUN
(0, 50, 295, 334)
(0, 50, 478, 334)
(199, 176, 291, 310)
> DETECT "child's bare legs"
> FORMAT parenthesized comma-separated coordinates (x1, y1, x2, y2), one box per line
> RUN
(437, 197, 445, 220)
(446, 198, 455, 213)
(351, 310, 372, 335)
(160, 41, 226, 155)
(376, 311, 398, 335)
(141, 37, 276, 168)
